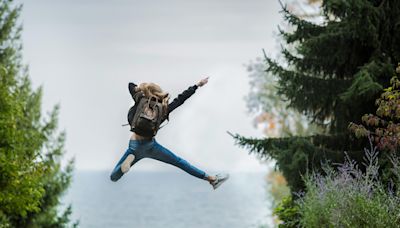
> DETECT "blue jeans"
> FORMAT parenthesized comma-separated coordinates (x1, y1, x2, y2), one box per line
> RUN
(110, 139, 207, 182)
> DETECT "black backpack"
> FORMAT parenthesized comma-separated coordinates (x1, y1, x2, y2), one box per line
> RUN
(128, 95, 166, 137)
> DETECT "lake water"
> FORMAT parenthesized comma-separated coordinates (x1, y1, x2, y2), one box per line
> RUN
(63, 171, 272, 228)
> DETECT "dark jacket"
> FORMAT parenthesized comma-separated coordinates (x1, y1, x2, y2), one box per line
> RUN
(127, 82, 198, 134)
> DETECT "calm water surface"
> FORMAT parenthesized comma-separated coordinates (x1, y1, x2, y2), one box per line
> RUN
(63, 171, 272, 228)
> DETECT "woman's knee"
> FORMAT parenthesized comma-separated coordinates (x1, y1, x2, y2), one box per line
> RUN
(110, 174, 118, 182)
(110, 170, 122, 182)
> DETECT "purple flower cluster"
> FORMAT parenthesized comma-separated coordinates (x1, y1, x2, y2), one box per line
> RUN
(297, 137, 400, 227)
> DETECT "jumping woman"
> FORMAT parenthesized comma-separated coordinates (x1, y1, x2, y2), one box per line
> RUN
(110, 77, 229, 190)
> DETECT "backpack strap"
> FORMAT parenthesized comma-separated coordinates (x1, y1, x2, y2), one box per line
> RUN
(131, 98, 148, 130)
(159, 119, 169, 129)
(133, 91, 144, 102)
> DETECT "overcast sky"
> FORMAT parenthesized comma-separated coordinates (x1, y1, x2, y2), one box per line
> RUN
(20, 0, 282, 173)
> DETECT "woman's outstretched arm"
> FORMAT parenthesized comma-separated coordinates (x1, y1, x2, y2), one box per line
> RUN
(168, 77, 209, 113)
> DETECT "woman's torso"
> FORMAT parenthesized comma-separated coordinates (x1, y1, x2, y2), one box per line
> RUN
(128, 82, 198, 138)
(130, 132, 152, 140)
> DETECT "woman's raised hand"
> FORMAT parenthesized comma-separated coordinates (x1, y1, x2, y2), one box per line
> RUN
(197, 77, 209, 87)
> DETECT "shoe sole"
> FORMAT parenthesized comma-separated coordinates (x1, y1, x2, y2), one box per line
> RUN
(121, 154, 135, 173)
(213, 174, 230, 190)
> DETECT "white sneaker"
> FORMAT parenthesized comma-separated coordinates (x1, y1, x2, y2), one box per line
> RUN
(210, 173, 229, 190)
(121, 154, 135, 173)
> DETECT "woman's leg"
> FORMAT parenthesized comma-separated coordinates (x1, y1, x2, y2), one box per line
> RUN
(110, 146, 144, 182)
(110, 148, 134, 182)
(147, 141, 208, 180)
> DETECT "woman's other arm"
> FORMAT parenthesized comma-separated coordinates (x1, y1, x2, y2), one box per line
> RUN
(168, 77, 209, 113)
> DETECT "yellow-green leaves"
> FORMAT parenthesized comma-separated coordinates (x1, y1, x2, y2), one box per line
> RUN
(349, 64, 400, 152)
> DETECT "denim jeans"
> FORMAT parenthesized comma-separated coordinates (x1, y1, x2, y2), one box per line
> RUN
(110, 139, 207, 182)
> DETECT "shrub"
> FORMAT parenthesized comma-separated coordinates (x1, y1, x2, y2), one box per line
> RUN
(349, 63, 400, 153)
(298, 140, 400, 227)
(273, 196, 301, 228)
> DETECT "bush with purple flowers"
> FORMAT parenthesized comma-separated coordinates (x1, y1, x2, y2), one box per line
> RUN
(297, 139, 400, 227)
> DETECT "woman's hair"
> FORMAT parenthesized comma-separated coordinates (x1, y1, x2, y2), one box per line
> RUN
(137, 82, 169, 116)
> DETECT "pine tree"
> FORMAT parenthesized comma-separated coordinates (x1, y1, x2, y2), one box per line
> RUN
(246, 56, 315, 137)
(0, 1, 76, 227)
(233, 0, 400, 192)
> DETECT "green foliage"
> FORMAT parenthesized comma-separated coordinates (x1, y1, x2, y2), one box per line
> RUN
(273, 196, 300, 228)
(232, 133, 362, 191)
(235, 0, 400, 192)
(347, 64, 400, 185)
(246, 54, 320, 137)
(245, 56, 311, 226)
(0, 1, 75, 227)
(349, 64, 400, 152)
(298, 145, 400, 227)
